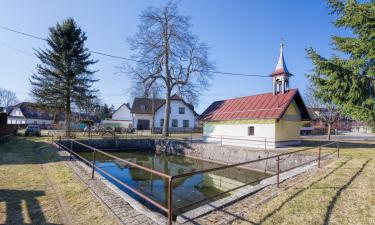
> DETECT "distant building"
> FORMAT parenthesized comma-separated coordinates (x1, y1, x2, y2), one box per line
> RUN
(6, 102, 98, 129)
(198, 44, 310, 148)
(131, 94, 197, 131)
(303, 108, 371, 134)
(6, 102, 63, 126)
(101, 103, 133, 128)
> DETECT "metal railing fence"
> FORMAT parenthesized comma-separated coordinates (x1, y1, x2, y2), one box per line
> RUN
(52, 134, 340, 225)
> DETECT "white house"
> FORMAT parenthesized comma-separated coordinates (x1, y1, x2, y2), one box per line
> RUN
(131, 95, 197, 131)
(101, 103, 133, 128)
(7, 102, 63, 125)
(198, 44, 311, 148)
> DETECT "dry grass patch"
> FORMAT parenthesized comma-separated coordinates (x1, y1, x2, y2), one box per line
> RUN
(234, 141, 375, 225)
(0, 137, 119, 225)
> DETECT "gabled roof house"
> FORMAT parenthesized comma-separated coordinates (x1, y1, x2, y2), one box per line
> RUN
(131, 94, 197, 130)
(199, 44, 310, 148)
(7, 102, 64, 125)
(102, 103, 133, 128)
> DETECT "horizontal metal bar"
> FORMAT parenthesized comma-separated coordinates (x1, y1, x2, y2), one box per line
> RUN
(93, 164, 170, 213)
(173, 145, 338, 212)
(55, 141, 170, 213)
(173, 173, 274, 212)
(172, 141, 338, 179)
(72, 140, 172, 179)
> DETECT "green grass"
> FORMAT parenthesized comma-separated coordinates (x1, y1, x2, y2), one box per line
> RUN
(235, 140, 375, 225)
(0, 137, 118, 225)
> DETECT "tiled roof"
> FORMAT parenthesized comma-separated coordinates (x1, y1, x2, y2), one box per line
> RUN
(7, 102, 99, 122)
(7, 102, 60, 120)
(131, 94, 197, 115)
(198, 89, 310, 121)
(131, 98, 165, 114)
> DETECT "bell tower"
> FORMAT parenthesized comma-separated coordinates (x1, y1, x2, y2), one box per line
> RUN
(271, 42, 292, 95)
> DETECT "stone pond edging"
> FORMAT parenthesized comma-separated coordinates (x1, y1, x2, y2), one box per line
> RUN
(155, 139, 316, 173)
(52, 142, 169, 225)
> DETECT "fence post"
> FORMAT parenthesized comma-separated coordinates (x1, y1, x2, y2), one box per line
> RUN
(168, 177, 173, 225)
(264, 138, 267, 152)
(276, 156, 280, 188)
(70, 140, 73, 160)
(318, 147, 321, 168)
(337, 141, 340, 158)
(190, 130, 193, 144)
(91, 150, 96, 179)
(58, 136, 61, 151)
(51, 134, 54, 144)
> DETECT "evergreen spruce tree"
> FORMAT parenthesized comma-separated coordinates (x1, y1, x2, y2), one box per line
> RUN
(307, 0, 375, 128)
(30, 18, 98, 136)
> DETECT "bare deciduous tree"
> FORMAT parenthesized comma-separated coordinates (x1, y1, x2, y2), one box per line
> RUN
(126, 1, 214, 136)
(305, 85, 339, 140)
(0, 87, 18, 108)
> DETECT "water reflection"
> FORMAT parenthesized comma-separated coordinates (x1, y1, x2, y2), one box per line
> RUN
(78, 150, 266, 214)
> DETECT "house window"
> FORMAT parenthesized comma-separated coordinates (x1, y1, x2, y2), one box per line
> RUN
(248, 126, 255, 136)
(179, 107, 185, 114)
(183, 120, 189, 128)
(160, 119, 164, 127)
(172, 119, 178, 128)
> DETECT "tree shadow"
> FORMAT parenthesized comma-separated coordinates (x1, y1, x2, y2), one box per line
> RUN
(323, 159, 371, 225)
(183, 158, 354, 225)
(0, 189, 62, 225)
(0, 137, 63, 165)
(251, 158, 352, 225)
(299, 140, 375, 149)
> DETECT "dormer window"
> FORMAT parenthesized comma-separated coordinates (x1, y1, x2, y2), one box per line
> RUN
(140, 104, 145, 111)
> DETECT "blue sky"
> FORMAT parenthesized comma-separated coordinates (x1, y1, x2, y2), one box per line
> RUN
(0, 0, 347, 113)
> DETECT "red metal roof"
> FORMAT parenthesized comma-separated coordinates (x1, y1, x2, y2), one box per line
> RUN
(198, 89, 310, 121)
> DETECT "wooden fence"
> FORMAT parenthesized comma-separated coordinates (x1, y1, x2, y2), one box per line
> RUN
(0, 124, 18, 140)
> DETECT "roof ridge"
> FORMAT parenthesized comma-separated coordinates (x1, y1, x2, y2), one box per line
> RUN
(212, 89, 297, 103)
(198, 89, 306, 121)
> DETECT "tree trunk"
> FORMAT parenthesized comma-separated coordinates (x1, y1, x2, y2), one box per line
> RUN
(162, 21, 170, 137)
(327, 123, 332, 140)
(162, 88, 171, 137)
(65, 95, 71, 137)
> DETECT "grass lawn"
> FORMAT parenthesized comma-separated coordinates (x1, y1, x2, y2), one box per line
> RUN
(0, 136, 118, 225)
(234, 140, 375, 225)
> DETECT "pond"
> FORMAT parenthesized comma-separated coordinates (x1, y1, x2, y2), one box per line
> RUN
(77, 150, 267, 215)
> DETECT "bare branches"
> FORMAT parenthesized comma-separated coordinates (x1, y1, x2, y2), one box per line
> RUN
(126, 1, 214, 101)
(0, 88, 18, 108)
(125, 1, 214, 135)
(304, 84, 340, 140)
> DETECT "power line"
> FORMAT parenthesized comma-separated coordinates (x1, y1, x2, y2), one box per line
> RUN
(0, 24, 270, 78)
(0, 25, 47, 41)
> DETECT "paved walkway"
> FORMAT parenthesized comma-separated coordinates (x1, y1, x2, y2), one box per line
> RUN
(57, 150, 159, 225)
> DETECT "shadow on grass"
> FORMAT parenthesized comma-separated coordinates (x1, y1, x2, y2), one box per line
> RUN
(253, 158, 353, 225)
(0, 189, 62, 225)
(191, 158, 354, 225)
(0, 137, 67, 165)
(299, 140, 375, 149)
(323, 159, 371, 225)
